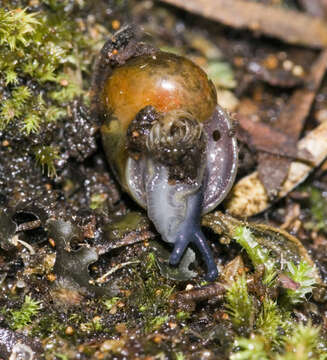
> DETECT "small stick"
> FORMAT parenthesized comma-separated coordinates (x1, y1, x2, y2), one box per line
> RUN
(95, 260, 140, 283)
(10, 235, 35, 255)
(16, 220, 41, 232)
(172, 282, 226, 304)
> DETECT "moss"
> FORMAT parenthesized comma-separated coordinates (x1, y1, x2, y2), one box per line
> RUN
(305, 187, 327, 233)
(9, 295, 41, 330)
(225, 274, 255, 331)
(231, 335, 270, 360)
(281, 261, 316, 306)
(32, 316, 62, 338)
(0, 2, 102, 178)
(233, 226, 318, 303)
(231, 318, 326, 360)
(129, 252, 175, 333)
(0, 7, 88, 133)
(233, 226, 276, 285)
(174, 353, 185, 360)
(277, 323, 327, 360)
(34, 145, 60, 177)
(103, 297, 120, 311)
(255, 298, 290, 350)
(145, 315, 169, 333)
(227, 270, 324, 359)
(176, 311, 191, 321)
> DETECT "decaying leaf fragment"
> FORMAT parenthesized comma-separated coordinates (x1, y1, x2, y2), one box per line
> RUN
(225, 121, 327, 217)
(256, 49, 327, 197)
(202, 211, 322, 287)
(236, 115, 307, 160)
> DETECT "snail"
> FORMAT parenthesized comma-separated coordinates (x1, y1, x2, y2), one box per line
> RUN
(92, 27, 238, 281)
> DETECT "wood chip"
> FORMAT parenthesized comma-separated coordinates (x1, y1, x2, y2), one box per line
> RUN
(161, 0, 327, 48)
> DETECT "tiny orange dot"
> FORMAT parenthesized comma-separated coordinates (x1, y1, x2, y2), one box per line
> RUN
(112, 20, 121, 30)
(153, 335, 163, 344)
(60, 79, 69, 87)
(48, 238, 56, 247)
(47, 273, 56, 282)
(65, 326, 74, 335)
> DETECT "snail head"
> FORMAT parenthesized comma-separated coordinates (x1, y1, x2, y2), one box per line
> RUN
(127, 106, 206, 183)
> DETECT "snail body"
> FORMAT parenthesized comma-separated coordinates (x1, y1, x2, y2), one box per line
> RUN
(93, 29, 238, 280)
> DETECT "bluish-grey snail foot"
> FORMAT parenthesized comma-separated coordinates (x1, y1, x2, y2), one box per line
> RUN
(145, 158, 219, 281)
(169, 236, 190, 266)
(169, 227, 218, 281)
(192, 230, 219, 281)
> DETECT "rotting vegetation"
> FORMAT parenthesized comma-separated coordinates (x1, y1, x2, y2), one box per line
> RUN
(1, 0, 327, 359)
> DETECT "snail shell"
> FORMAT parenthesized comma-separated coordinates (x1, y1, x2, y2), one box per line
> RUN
(93, 30, 238, 280)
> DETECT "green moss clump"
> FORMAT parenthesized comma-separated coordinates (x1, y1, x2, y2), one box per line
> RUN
(231, 302, 326, 359)
(278, 323, 327, 360)
(225, 274, 255, 331)
(306, 187, 327, 233)
(233, 226, 317, 304)
(34, 145, 60, 177)
(255, 298, 290, 350)
(9, 295, 41, 330)
(0, 6, 93, 134)
(233, 226, 276, 285)
(232, 335, 270, 360)
(130, 252, 174, 333)
(103, 297, 120, 311)
(281, 261, 316, 306)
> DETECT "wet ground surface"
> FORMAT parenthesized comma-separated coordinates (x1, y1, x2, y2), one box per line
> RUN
(1, 1, 327, 359)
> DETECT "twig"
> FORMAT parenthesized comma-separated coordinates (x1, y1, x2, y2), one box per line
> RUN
(160, 0, 327, 48)
(16, 220, 41, 232)
(10, 235, 35, 255)
(95, 260, 140, 283)
(97, 230, 155, 255)
(172, 282, 226, 304)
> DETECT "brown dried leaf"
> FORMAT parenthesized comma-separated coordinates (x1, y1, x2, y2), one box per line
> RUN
(237, 115, 298, 159)
(225, 121, 327, 217)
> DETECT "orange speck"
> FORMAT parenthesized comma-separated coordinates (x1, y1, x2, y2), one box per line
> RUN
(65, 326, 74, 335)
(47, 273, 56, 282)
(48, 238, 55, 247)
(60, 79, 69, 87)
(112, 20, 121, 30)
